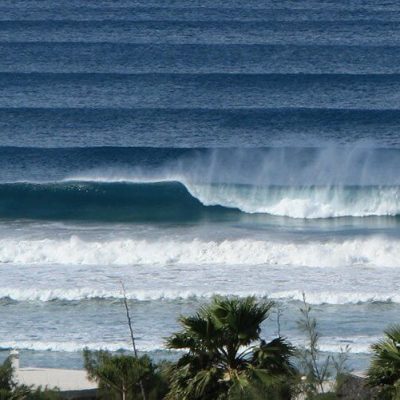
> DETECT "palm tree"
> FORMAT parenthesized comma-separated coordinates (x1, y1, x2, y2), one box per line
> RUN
(166, 296, 296, 400)
(367, 325, 400, 400)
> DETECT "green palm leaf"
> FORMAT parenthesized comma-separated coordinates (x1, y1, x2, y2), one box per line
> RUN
(367, 325, 400, 399)
(165, 296, 297, 400)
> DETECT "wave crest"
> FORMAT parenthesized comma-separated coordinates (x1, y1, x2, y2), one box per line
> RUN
(0, 235, 398, 267)
(0, 180, 399, 220)
(1, 287, 400, 305)
(185, 182, 400, 218)
(0, 337, 375, 354)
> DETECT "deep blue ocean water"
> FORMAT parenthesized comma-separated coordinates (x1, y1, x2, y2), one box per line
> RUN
(0, 0, 399, 371)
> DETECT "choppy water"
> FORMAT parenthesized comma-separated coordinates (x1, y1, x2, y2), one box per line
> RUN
(0, 0, 399, 371)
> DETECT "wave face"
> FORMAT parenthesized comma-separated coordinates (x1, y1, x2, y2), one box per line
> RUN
(0, 146, 399, 220)
(0, 181, 230, 222)
(0, 181, 399, 220)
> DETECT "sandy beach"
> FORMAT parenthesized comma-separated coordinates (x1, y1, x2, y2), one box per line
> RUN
(15, 367, 96, 391)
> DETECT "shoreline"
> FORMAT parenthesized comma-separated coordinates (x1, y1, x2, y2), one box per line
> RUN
(9, 350, 367, 393)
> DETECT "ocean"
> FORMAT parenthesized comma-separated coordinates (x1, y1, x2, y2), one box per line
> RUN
(0, 0, 399, 371)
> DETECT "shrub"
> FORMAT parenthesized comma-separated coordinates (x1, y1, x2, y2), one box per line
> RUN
(83, 349, 168, 400)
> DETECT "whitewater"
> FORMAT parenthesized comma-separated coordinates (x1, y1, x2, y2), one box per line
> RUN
(1, 0, 400, 373)
(0, 235, 399, 267)
(1, 151, 399, 372)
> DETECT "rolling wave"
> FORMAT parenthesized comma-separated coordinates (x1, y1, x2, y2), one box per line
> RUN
(0, 235, 398, 267)
(0, 180, 398, 220)
(0, 337, 375, 354)
(0, 181, 233, 222)
(1, 287, 400, 305)
(0, 340, 139, 353)
(185, 182, 400, 218)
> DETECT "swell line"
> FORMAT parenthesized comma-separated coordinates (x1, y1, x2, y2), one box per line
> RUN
(0, 180, 398, 220)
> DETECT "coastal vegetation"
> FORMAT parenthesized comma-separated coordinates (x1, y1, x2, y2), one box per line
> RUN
(296, 295, 350, 398)
(165, 296, 296, 399)
(367, 325, 400, 399)
(83, 350, 168, 400)
(81, 296, 353, 400)
(0, 356, 60, 399)
(4, 295, 400, 399)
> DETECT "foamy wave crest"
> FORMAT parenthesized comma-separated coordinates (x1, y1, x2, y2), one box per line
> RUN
(0, 337, 375, 354)
(0, 340, 145, 353)
(270, 290, 400, 305)
(2, 287, 400, 305)
(186, 183, 400, 218)
(0, 288, 211, 302)
(0, 235, 398, 267)
(66, 172, 400, 219)
(67, 145, 400, 219)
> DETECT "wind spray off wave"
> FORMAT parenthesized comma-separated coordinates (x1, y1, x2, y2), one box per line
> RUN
(0, 180, 398, 220)
(0, 146, 399, 219)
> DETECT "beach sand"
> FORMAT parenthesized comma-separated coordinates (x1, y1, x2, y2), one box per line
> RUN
(15, 367, 97, 391)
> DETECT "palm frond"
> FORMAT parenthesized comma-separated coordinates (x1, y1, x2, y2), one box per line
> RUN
(164, 296, 294, 400)
(252, 337, 296, 376)
(210, 296, 273, 345)
(368, 324, 400, 390)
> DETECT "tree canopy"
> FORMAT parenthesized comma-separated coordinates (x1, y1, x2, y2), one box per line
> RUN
(367, 325, 400, 400)
(166, 296, 296, 400)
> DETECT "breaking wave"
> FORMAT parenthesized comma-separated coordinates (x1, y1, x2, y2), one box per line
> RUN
(185, 181, 400, 218)
(0, 180, 398, 220)
(0, 235, 398, 267)
(1, 287, 400, 305)
(0, 336, 376, 354)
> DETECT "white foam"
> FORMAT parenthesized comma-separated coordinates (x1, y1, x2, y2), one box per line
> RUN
(186, 182, 400, 219)
(0, 235, 398, 267)
(66, 145, 400, 219)
(270, 290, 400, 305)
(0, 340, 133, 353)
(66, 170, 400, 219)
(1, 287, 400, 305)
(0, 336, 375, 354)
